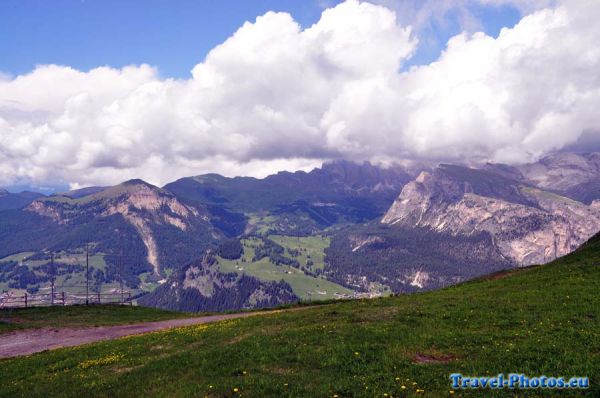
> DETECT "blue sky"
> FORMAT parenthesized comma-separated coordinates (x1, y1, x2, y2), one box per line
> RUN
(402, 2, 521, 69)
(0, 0, 337, 79)
(1, 0, 521, 79)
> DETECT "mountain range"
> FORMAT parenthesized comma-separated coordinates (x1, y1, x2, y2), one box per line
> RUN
(1, 153, 599, 311)
(328, 160, 600, 294)
(0, 189, 45, 211)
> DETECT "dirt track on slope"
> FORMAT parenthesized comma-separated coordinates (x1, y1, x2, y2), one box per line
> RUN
(0, 309, 293, 359)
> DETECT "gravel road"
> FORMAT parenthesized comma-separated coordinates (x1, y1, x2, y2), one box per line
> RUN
(0, 310, 272, 359)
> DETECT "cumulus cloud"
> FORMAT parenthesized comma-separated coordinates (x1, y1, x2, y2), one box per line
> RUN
(0, 0, 599, 188)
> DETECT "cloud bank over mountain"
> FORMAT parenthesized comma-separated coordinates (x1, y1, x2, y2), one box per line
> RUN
(1, 0, 598, 188)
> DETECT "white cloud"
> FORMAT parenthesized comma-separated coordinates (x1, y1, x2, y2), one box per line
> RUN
(0, 0, 599, 188)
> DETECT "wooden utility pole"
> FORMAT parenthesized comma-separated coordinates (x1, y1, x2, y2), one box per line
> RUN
(50, 253, 55, 305)
(120, 249, 124, 304)
(85, 242, 89, 305)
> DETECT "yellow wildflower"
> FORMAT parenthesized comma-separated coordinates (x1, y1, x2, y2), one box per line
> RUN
(77, 353, 123, 369)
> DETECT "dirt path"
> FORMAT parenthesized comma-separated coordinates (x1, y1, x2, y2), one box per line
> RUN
(0, 309, 290, 359)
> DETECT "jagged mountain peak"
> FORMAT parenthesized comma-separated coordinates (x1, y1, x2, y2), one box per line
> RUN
(537, 151, 600, 168)
(183, 160, 410, 191)
(391, 164, 535, 208)
(482, 163, 525, 181)
(382, 163, 600, 266)
(519, 152, 600, 203)
(164, 161, 412, 225)
(436, 163, 523, 184)
(317, 159, 410, 187)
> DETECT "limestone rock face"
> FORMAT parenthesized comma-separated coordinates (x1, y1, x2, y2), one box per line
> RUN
(25, 179, 217, 274)
(382, 165, 600, 266)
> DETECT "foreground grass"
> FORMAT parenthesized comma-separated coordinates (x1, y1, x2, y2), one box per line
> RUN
(0, 305, 191, 334)
(1, 242, 599, 397)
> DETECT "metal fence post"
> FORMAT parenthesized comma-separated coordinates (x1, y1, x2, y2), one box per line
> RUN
(24, 293, 28, 308)
(98, 292, 101, 304)
(62, 291, 66, 306)
(129, 292, 132, 306)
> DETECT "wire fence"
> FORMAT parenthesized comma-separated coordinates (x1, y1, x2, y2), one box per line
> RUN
(1, 246, 137, 309)
(0, 291, 132, 309)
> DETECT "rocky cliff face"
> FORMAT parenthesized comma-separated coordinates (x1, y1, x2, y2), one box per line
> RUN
(25, 179, 219, 274)
(382, 165, 600, 266)
(315, 160, 412, 194)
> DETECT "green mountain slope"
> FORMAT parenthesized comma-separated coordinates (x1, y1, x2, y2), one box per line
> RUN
(165, 161, 411, 234)
(0, 179, 224, 297)
(325, 223, 514, 293)
(138, 253, 299, 312)
(2, 234, 598, 397)
(0, 189, 45, 211)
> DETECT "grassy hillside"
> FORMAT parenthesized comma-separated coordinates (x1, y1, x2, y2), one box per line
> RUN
(269, 235, 329, 271)
(216, 236, 355, 300)
(0, 305, 192, 335)
(1, 235, 599, 397)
